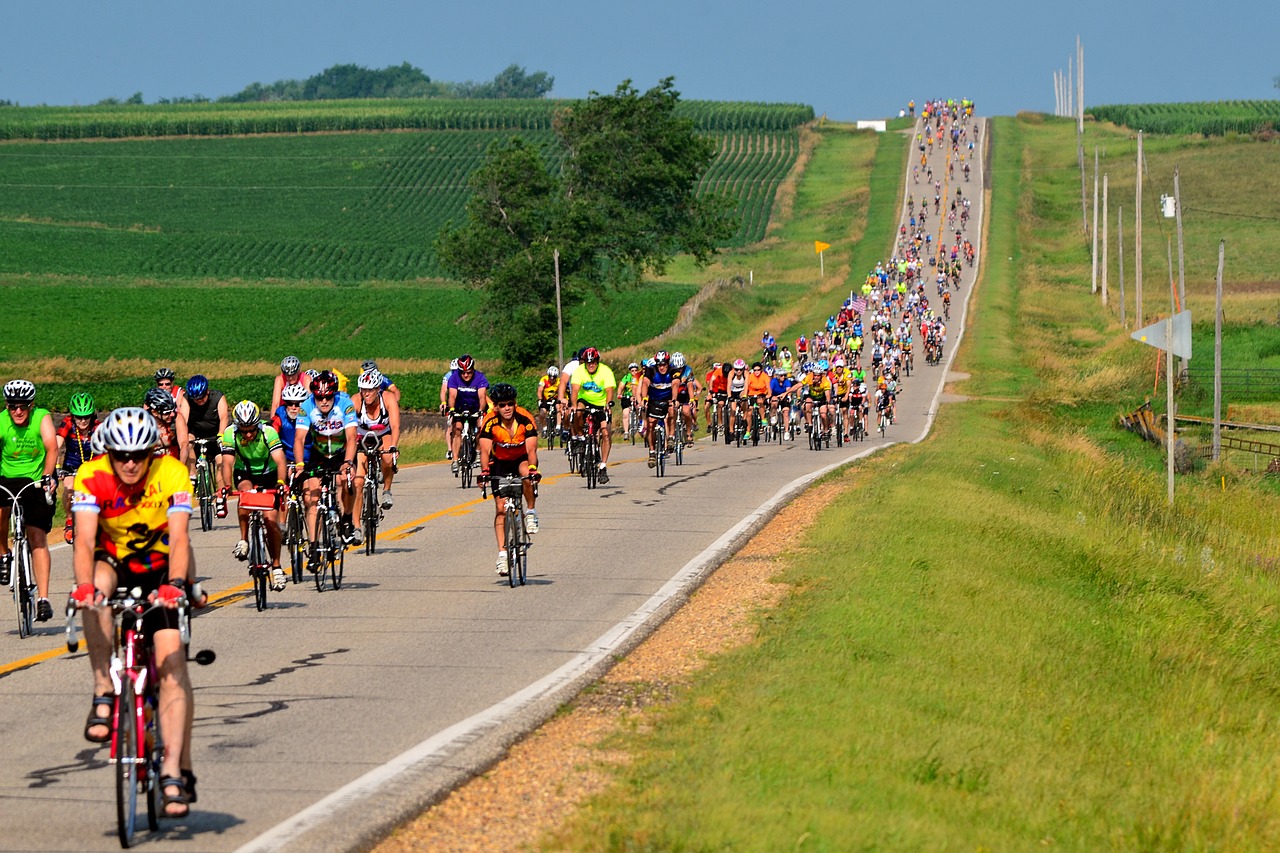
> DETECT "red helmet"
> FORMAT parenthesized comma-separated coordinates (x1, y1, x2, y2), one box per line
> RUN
(457, 354, 475, 372)
(310, 370, 338, 397)
(582, 347, 601, 364)
(653, 350, 669, 365)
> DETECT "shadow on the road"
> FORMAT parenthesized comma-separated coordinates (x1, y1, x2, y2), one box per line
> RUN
(25, 746, 108, 788)
(134, 809, 247, 843)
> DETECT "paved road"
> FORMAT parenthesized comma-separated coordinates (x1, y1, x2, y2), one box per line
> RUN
(0, 114, 984, 853)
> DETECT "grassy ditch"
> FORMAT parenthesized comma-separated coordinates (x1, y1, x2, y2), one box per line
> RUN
(547, 115, 1280, 850)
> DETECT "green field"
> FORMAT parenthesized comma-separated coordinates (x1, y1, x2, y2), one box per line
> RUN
(1090, 99, 1280, 136)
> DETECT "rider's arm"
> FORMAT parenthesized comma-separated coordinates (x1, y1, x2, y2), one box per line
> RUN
(270, 445, 287, 486)
(176, 414, 190, 466)
(38, 412, 57, 478)
(477, 436, 492, 472)
(385, 392, 401, 447)
(342, 424, 357, 468)
(447, 386, 457, 411)
(270, 375, 285, 415)
(524, 434, 539, 471)
(216, 395, 229, 434)
(166, 511, 192, 588)
(569, 383, 581, 409)
(292, 421, 310, 471)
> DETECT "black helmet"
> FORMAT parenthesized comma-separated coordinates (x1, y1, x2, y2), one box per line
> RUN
(489, 382, 517, 403)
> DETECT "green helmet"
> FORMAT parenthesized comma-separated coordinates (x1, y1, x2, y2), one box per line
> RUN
(69, 392, 96, 418)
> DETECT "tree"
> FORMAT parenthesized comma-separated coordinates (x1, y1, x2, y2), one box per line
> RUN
(437, 78, 733, 366)
(452, 65, 555, 99)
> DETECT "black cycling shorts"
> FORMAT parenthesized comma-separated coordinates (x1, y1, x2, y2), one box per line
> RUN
(93, 557, 182, 637)
(303, 452, 346, 482)
(646, 399, 671, 419)
(234, 470, 278, 492)
(0, 476, 54, 533)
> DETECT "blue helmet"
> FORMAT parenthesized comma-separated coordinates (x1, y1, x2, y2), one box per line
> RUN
(186, 375, 209, 397)
(818, 359, 830, 371)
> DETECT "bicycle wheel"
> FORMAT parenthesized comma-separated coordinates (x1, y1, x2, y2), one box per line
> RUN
(710, 406, 719, 442)
(675, 419, 685, 465)
(15, 542, 33, 639)
(286, 502, 304, 584)
(653, 425, 665, 478)
(331, 526, 345, 591)
(584, 437, 598, 489)
(249, 522, 268, 611)
(514, 520, 529, 587)
(505, 507, 520, 588)
(363, 481, 378, 555)
(116, 681, 140, 848)
(198, 465, 214, 532)
(751, 409, 761, 447)
(836, 409, 845, 448)
(460, 440, 474, 490)
(314, 511, 332, 593)
(144, 696, 162, 831)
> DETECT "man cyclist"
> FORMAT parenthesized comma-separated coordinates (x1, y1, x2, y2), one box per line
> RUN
(69, 407, 202, 817)
(0, 379, 58, 621)
(145, 387, 189, 464)
(801, 363, 833, 438)
(617, 362, 642, 441)
(447, 355, 489, 478)
(153, 368, 186, 417)
(569, 347, 616, 483)
(183, 375, 229, 518)
(221, 401, 288, 591)
(638, 351, 678, 467)
(769, 366, 798, 439)
(352, 368, 400, 518)
(295, 371, 360, 556)
(478, 382, 541, 575)
(671, 352, 700, 441)
(270, 356, 306, 415)
(534, 366, 560, 443)
(703, 362, 725, 433)
(761, 331, 777, 365)
(56, 392, 99, 545)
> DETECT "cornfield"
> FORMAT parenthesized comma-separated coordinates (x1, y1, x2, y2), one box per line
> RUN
(1089, 100, 1280, 136)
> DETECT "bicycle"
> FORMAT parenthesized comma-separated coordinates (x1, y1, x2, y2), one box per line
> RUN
(748, 397, 765, 447)
(453, 412, 479, 490)
(482, 473, 537, 587)
(579, 405, 606, 489)
(2, 478, 51, 639)
(312, 468, 348, 592)
(190, 438, 218, 532)
(673, 406, 687, 465)
(626, 402, 643, 446)
(358, 433, 387, 555)
(538, 403, 559, 451)
(280, 471, 307, 584)
(651, 415, 667, 478)
(66, 585, 213, 848)
(879, 406, 889, 438)
(239, 488, 278, 611)
(833, 403, 845, 448)
(708, 396, 721, 443)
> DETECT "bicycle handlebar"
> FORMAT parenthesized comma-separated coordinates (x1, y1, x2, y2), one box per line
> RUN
(0, 476, 55, 507)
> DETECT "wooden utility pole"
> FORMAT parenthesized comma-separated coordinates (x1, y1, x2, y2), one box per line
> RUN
(1174, 165, 1188, 373)
(1118, 205, 1126, 326)
(1091, 148, 1099, 292)
(1067, 54, 1073, 119)
(1077, 36, 1085, 135)
(1214, 240, 1225, 461)
(554, 249, 564, 367)
(1135, 131, 1144, 327)
(1102, 174, 1109, 305)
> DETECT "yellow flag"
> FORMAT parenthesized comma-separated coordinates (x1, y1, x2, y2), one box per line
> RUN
(814, 240, 831, 254)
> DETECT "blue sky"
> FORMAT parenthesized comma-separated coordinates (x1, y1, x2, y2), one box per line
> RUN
(2, 0, 1275, 118)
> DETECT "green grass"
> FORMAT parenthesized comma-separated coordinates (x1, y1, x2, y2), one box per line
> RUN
(548, 114, 1280, 850)
(1089, 99, 1280, 136)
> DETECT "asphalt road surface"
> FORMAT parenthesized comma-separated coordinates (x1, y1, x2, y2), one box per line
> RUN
(0, 114, 984, 853)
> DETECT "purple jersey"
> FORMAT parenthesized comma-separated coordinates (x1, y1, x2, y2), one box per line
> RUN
(448, 371, 489, 412)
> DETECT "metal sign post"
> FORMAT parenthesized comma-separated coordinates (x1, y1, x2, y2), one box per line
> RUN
(1132, 310, 1192, 505)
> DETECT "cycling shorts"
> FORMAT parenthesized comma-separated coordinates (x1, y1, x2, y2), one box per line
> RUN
(646, 399, 671, 419)
(91, 559, 182, 637)
(0, 476, 54, 533)
(233, 470, 278, 492)
(489, 458, 528, 479)
(303, 452, 346, 482)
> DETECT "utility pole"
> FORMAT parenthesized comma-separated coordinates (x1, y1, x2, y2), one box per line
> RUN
(1213, 240, 1224, 461)
(1118, 205, 1126, 327)
(1102, 174, 1109, 305)
(1077, 36, 1085, 135)
(1174, 165, 1188, 374)
(1091, 148, 1099, 293)
(554, 249, 564, 367)
(1135, 131, 1144, 328)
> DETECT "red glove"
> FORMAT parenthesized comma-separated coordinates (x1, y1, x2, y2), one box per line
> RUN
(479, 468, 490, 478)
(156, 581, 186, 604)
(71, 583, 99, 607)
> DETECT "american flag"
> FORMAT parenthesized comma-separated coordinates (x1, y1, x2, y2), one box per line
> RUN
(850, 297, 867, 315)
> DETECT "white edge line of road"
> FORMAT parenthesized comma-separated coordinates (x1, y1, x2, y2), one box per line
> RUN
(238, 118, 987, 853)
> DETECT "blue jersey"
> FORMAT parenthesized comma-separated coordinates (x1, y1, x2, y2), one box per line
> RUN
(272, 406, 311, 464)
(296, 394, 357, 457)
(770, 377, 793, 397)
(447, 371, 489, 413)
(645, 366, 676, 403)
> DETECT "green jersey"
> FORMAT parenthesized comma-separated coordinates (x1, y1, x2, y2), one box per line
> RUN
(0, 408, 51, 480)
(219, 425, 283, 477)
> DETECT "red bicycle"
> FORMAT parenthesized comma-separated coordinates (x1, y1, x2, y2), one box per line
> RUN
(67, 587, 213, 848)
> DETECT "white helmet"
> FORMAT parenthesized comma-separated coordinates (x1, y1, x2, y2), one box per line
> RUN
(99, 407, 158, 453)
(671, 352, 686, 369)
(90, 422, 107, 457)
(547, 366, 560, 378)
(449, 359, 460, 371)
(281, 383, 309, 404)
(233, 400, 262, 430)
(358, 368, 383, 390)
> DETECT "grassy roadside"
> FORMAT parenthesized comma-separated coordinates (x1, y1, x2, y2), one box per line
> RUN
(547, 116, 1280, 849)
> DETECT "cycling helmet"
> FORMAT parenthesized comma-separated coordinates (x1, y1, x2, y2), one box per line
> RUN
(582, 347, 601, 364)
(311, 371, 338, 397)
(765, 366, 775, 376)
(628, 362, 640, 370)
(489, 382, 517, 403)
(186, 375, 209, 398)
(818, 359, 830, 371)
(233, 400, 261, 429)
(89, 423, 106, 457)
(280, 356, 301, 376)
(361, 359, 379, 372)
(642, 358, 654, 369)
(99, 407, 158, 453)
(3, 379, 36, 404)
(449, 359, 459, 372)
(154, 367, 176, 382)
(712, 362, 722, 369)
(143, 387, 176, 414)
(457, 354, 475, 372)
(281, 383, 309, 404)
(653, 350, 670, 366)
(68, 392, 95, 418)
(547, 366, 560, 379)
(671, 352, 686, 369)
(358, 368, 383, 390)
(732, 358, 747, 370)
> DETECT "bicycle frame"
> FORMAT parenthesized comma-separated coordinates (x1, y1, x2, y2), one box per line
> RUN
(359, 435, 385, 555)
(190, 438, 217, 532)
(240, 489, 277, 612)
(2, 479, 48, 639)
(482, 474, 536, 587)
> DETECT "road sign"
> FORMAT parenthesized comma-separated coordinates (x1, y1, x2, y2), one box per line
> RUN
(1131, 310, 1191, 360)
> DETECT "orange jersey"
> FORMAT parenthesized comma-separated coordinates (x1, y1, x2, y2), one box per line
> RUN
(706, 370, 727, 394)
(745, 373, 771, 397)
(478, 406, 537, 462)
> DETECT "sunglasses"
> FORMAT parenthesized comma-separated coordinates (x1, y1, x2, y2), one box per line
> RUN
(7, 402, 31, 410)
(285, 403, 302, 408)
(110, 449, 150, 463)
(157, 381, 173, 388)
(315, 394, 335, 401)
(495, 400, 516, 407)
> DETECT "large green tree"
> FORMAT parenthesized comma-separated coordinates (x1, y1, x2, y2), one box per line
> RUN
(437, 78, 733, 366)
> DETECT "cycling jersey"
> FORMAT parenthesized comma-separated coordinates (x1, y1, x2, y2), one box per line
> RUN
(72, 453, 192, 576)
(745, 371, 771, 398)
(448, 371, 489, 413)
(571, 364, 616, 408)
(706, 369, 726, 394)
(220, 425, 284, 477)
(728, 371, 747, 395)
(536, 376, 558, 402)
(57, 415, 98, 473)
(478, 406, 537, 462)
(355, 393, 391, 439)
(831, 370, 852, 396)
(770, 377, 794, 397)
(153, 416, 182, 460)
(0, 407, 51, 480)
(297, 398, 357, 458)
(618, 372, 640, 399)
(186, 390, 226, 439)
(802, 375, 832, 400)
(271, 407, 311, 465)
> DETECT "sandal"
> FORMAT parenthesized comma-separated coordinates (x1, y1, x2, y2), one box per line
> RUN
(159, 775, 191, 819)
(84, 694, 114, 744)
(181, 768, 198, 804)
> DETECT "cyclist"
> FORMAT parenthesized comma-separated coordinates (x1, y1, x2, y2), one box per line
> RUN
(144, 387, 189, 464)
(56, 392, 99, 545)
(744, 362, 772, 442)
(352, 368, 400, 518)
(617, 363, 642, 440)
(184, 375, 229, 518)
(220, 401, 287, 590)
(69, 407, 202, 818)
(478, 382, 541, 575)
(295, 371, 359, 555)
(447, 355, 489, 477)
(438, 358, 460, 461)
(638, 351, 678, 467)
(569, 347, 617, 483)
(671, 352, 700, 440)
(533, 365, 560, 442)
(801, 363, 833, 438)
(777, 346, 794, 377)
(726, 358, 749, 442)
(831, 358, 854, 439)
(703, 361, 725, 433)
(271, 383, 313, 468)
(761, 331, 777, 364)
(269, 356, 306, 415)
(849, 381, 869, 438)
(769, 367, 798, 439)
(0, 379, 58, 620)
(153, 368, 186, 417)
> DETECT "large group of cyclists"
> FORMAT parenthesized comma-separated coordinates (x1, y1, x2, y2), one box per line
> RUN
(0, 96, 976, 838)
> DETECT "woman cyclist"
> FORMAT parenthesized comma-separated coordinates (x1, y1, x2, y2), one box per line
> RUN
(56, 392, 99, 545)
(270, 356, 306, 414)
(144, 387, 189, 464)
(352, 368, 400, 519)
